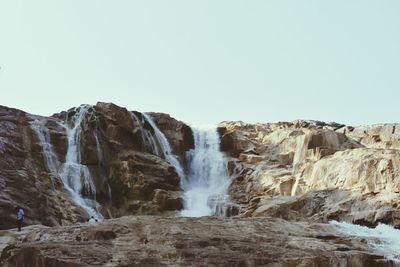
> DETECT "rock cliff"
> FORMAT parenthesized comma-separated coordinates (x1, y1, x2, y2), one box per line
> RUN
(2, 103, 400, 266)
(219, 120, 400, 228)
(0, 102, 193, 230)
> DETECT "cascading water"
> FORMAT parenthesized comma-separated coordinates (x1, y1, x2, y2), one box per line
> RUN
(59, 105, 102, 218)
(143, 114, 231, 217)
(331, 221, 400, 266)
(142, 113, 186, 179)
(94, 130, 112, 203)
(29, 117, 60, 189)
(180, 125, 231, 217)
(131, 112, 161, 156)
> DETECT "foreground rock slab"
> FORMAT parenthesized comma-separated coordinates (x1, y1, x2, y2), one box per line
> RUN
(0, 216, 391, 267)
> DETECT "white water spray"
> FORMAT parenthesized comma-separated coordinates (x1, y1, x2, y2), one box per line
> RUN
(180, 125, 231, 217)
(135, 114, 231, 217)
(331, 221, 400, 265)
(59, 105, 102, 218)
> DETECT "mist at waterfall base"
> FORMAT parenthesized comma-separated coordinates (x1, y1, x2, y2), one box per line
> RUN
(331, 221, 400, 265)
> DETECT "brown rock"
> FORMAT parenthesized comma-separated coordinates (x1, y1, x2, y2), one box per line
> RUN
(0, 216, 392, 267)
(1, 102, 193, 229)
(146, 112, 194, 159)
(0, 106, 87, 230)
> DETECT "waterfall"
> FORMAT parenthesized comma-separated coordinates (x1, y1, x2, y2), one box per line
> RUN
(59, 105, 102, 219)
(180, 125, 231, 217)
(331, 221, 400, 266)
(142, 113, 186, 179)
(29, 117, 60, 189)
(93, 131, 103, 162)
(142, 114, 231, 217)
(131, 112, 161, 156)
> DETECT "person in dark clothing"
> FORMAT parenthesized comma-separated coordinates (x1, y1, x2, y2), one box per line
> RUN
(17, 207, 24, 231)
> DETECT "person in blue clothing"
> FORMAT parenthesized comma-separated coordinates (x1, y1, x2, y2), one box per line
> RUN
(16, 206, 24, 231)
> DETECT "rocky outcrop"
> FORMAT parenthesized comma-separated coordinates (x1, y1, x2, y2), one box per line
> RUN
(338, 124, 400, 150)
(293, 148, 400, 195)
(247, 189, 400, 227)
(147, 112, 194, 160)
(82, 103, 184, 216)
(0, 105, 88, 230)
(0, 216, 392, 267)
(0, 102, 194, 230)
(219, 120, 400, 228)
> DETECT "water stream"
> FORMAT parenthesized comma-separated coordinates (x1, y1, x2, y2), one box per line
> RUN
(331, 221, 400, 266)
(29, 117, 60, 189)
(59, 105, 102, 218)
(131, 112, 161, 156)
(142, 113, 186, 178)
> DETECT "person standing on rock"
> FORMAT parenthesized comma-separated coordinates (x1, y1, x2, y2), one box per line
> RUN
(16, 206, 24, 231)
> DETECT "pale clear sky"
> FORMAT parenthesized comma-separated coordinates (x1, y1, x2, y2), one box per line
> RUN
(0, 1, 399, 125)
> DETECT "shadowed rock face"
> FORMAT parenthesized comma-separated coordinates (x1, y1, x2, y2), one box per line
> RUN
(219, 120, 400, 227)
(0, 103, 194, 230)
(0, 216, 392, 267)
